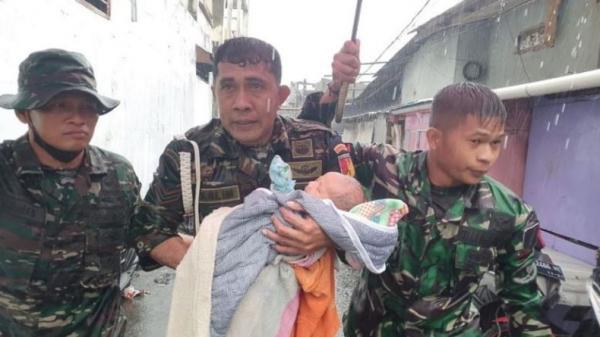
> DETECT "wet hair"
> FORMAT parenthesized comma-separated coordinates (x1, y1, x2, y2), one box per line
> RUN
(328, 175, 366, 211)
(213, 37, 282, 84)
(430, 82, 507, 130)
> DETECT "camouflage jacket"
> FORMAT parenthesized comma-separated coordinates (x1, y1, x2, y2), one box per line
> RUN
(0, 136, 176, 337)
(144, 115, 346, 235)
(297, 92, 337, 127)
(344, 144, 552, 337)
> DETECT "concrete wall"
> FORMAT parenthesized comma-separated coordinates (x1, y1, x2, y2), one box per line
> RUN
(342, 118, 375, 144)
(0, 0, 214, 190)
(401, 0, 600, 98)
(486, 0, 600, 88)
(214, 0, 249, 41)
(523, 94, 600, 265)
(372, 117, 388, 145)
(402, 110, 431, 151)
(401, 29, 460, 103)
(454, 20, 493, 83)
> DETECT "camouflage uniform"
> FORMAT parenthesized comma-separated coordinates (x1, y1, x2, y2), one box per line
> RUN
(0, 136, 177, 337)
(344, 144, 553, 337)
(145, 115, 345, 234)
(297, 92, 337, 127)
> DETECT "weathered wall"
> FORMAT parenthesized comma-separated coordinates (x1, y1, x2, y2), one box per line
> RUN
(401, 30, 460, 103)
(486, 0, 600, 88)
(0, 0, 214, 189)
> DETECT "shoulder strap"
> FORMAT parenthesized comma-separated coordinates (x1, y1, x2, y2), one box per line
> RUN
(174, 135, 202, 234)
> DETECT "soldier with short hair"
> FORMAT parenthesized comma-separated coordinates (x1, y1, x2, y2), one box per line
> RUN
(0, 49, 190, 337)
(343, 82, 553, 337)
(145, 37, 361, 256)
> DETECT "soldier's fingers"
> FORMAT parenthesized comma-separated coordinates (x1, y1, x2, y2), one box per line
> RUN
(262, 227, 301, 249)
(341, 40, 361, 56)
(279, 207, 315, 233)
(333, 66, 356, 85)
(262, 227, 277, 242)
(272, 244, 304, 256)
(271, 214, 307, 242)
(334, 53, 361, 71)
(284, 201, 305, 213)
(332, 62, 359, 83)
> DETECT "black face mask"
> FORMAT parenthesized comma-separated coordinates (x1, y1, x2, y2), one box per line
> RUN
(31, 126, 82, 163)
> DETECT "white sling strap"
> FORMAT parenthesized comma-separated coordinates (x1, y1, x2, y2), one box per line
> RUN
(174, 135, 202, 234)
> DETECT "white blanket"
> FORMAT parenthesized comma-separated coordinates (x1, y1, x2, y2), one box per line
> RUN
(166, 206, 234, 337)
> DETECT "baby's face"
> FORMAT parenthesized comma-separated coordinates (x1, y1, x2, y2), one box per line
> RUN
(304, 172, 347, 199)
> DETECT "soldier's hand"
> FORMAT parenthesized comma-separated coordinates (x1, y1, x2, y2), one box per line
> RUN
(150, 234, 193, 269)
(331, 40, 361, 89)
(262, 201, 333, 255)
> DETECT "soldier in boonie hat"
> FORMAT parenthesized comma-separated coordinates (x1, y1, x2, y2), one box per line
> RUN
(0, 48, 120, 164)
(0, 49, 191, 337)
(0, 48, 119, 113)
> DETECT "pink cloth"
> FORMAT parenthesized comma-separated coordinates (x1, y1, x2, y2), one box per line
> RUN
(276, 291, 300, 337)
(291, 248, 326, 268)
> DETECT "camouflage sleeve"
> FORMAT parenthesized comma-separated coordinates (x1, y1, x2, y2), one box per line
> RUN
(143, 142, 186, 231)
(122, 166, 178, 271)
(352, 143, 402, 200)
(496, 206, 553, 337)
(323, 132, 344, 174)
(136, 142, 188, 269)
(297, 92, 336, 127)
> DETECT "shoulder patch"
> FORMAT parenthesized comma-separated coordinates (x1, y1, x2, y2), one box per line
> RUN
(289, 160, 323, 180)
(291, 138, 314, 158)
(333, 143, 355, 177)
(199, 185, 241, 204)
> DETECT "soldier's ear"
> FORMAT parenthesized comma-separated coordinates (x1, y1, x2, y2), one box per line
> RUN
(426, 127, 442, 150)
(15, 110, 31, 124)
(277, 85, 290, 105)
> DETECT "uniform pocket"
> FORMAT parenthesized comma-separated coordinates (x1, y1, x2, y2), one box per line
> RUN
(0, 234, 42, 297)
(42, 233, 86, 295)
(0, 196, 45, 298)
(82, 181, 130, 288)
(82, 208, 126, 288)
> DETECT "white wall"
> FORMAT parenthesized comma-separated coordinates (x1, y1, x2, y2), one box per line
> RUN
(342, 119, 375, 144)
(0, 0, 213, 190)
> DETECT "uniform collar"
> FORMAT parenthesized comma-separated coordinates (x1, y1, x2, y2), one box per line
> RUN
(85, 146, 108, 175)
(270, 116, 292, 154)
(13, 135, 43, 176)
(13, 135, 107, 177)
(410, 151, 488, 222)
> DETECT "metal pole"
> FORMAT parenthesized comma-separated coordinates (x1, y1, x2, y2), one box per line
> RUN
(334, 0, 363, 123)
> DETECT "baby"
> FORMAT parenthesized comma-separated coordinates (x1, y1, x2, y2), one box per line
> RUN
(269, 154, 365, 211)
(270, 154, 407, 230)
(304, 171, 366, 211)
(295, 169, 408, 270)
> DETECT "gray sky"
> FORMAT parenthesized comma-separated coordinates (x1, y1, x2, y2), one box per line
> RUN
(248, 0, 464, 84)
